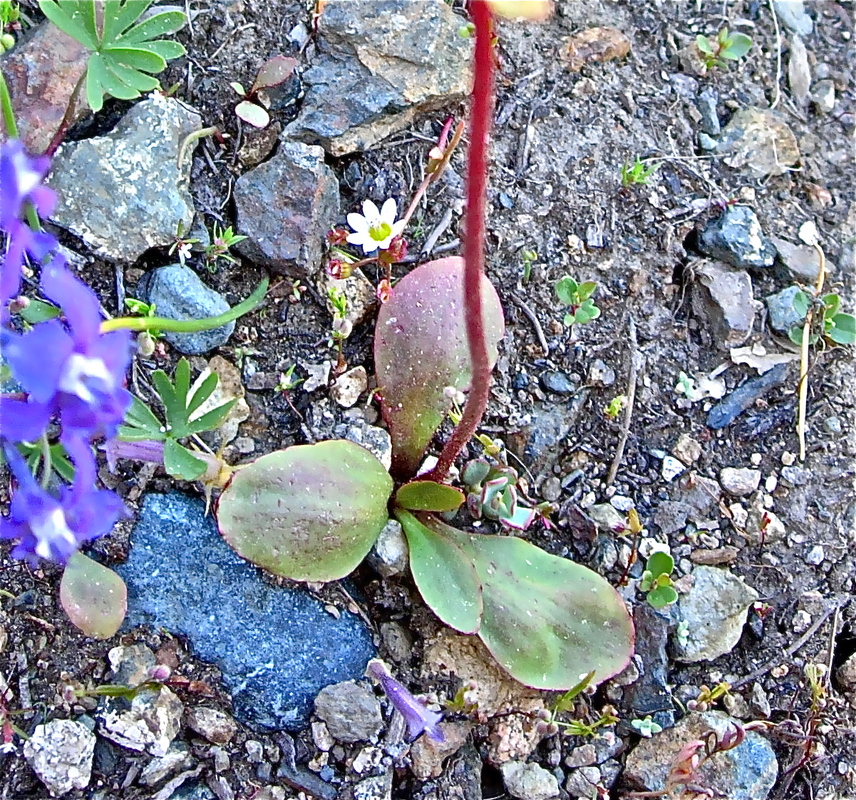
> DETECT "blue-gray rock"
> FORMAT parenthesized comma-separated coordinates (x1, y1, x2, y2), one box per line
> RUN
(540, 370, 576, 394)
(765, 285, 805, 335)
(234, 139, 339, 276)
(771, 236, 827, 282)
(690, 261, 755, 347)
(509, 397, 586, 476)
(697, 87, 721, 136)
(285, 0, 471, 156)
(137, 265, 234, 355)
(706, 363, 789, 429)
(48, 95, 201, 262)
(117, 493, 376, 731)
(623, 711, 778, 800)
(697, 206, 776, 269)
(772, 0, 813, 36)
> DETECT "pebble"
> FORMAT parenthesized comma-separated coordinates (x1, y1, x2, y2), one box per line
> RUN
(23, 719, 96, 796)
(588, 359, 615, 387)
(697, 87, 721, 136)
(824, 416, 842, 434)
(706, 362, 789, 429)
(750, 683, 772, 718)
(367, 519, 409, 578)
(565, 766, 601, 798)
(140, 743, 193, 786)
(610, 495, 634, 512)
(211, 747, 230, 774)
(836, 654, 856, 693)
(661, 456, 685, 482)
(622, 604, 674, 730)
(540, 476, 562, 503)
(186, 708, 238, 745)
(138, 265, 235, 355)
(587, 503, 626, 534)
(565, 743, 598, 768)
(811, 79, 835, 114)
(245, 740, 264, 763)
(719, 467, 762, 497)
(690, 260, 756, 348)
(312, 721, 335, 752)
(697, 206, 776, 270)
(792, 609, 812, 633)
(540, 370, 576, 394)
(409, 721, 473, 779)
(765, 285, 805, 336)
(788, 34, 811, 106)
(716, 107, 800, 178)
(501, 760, 560, 800)
(562, 26, 631, 73)
(805, 545, 824, 565)
(672, 434, 702, 465)
(330, 366, 368, 408)
(303, 362, 332, 393)
(772, 0, 813, 36)
(352, 772, 393, 800)
(698, 132, 718, 150)
(314, 681, 383, 743)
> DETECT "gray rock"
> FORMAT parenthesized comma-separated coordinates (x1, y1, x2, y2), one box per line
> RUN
(367, 518, 409, 577)
(675, 566, 759, 662)
(766, 285, 805, 336)
(185, 708, 237, 745)
(23, 719, 96, 796)
(116, 493, 376, 731)
(622, 604, 675, 730)
(340, 422, 393, 472)
(772, 236, 828, 282)
(314, 681, 383, 743)
(48, 95, 201, 262)
(139, 743, 193, 786)
(836, 653, 856, 693)
(716, 107, 800, 178)
(587, 504, 626, 534)
(788, 35, 811, 106)
(697, 87, 721, 136)
(501, 760, 560, 800)
(772, 0, 813, 36)
(698, 132, 718, 151)
(719, 467, 762, 497)
(565, 744, 598, 768)
(588, 359, 615, 387)
(508, 401, 583, 476)
(811, 79, 835, 114)
(234, 139, 339, 276)
(137, 265, 234, 355)
(98, 683, 184, 757)
(623, 711, 778, 800)
(706, 363, 789, 428)
(540, 371, 576, 394)
(352, 771, 393, 800)
(286, 0, 471, 156)
(564, 766, 601, 799)
(698, 207, 775, 270)
(690, 261, 756, 347)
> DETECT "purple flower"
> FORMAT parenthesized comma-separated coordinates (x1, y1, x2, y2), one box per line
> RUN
(367, 659, 445, 743)
(0, 440, 127, 565)
(1, 140, 57, 319)
(1, 260, 134, 445)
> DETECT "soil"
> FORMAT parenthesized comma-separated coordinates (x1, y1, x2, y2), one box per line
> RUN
(1, 1, 855, 800)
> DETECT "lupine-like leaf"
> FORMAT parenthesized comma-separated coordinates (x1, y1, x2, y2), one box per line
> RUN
(374, 257, 504, 477)
(60, 552, 127, 638)
(163, 438, 207, 481)
(218, 441, 393, 581)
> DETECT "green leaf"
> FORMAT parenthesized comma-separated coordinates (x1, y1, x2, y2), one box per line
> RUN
(563, 312, 576, 327)
(647, 585, 679, 608)
(119, 394, 165, 438)
(553, 670, 596, 712)
(251, 55, 297, 92)
(821, 293, 840, 318)
(235, 99, 270, 129)
(134, 38, 185, 61)
(107, 45, 166, 73)
(151, 368, 184, 434)
(555, 276, 579, 306)
(791, 289, 810, 318)
(18, 298, 61, 323)
(186, 372, 218, 417)
(172, 358, 191, 406)
(695, 34, 714, 54)
(102, 0, 154, 44)
(50, 445, 76, 482)
(60, 553, 127, 639)
(114, 10, 186, 44)
(577, 281, 598, 301)
(85, 54, 106, 111)
(39, 0, 99, 50)
(88, 52, 141, 100)
(395, 481, 465, 512)
(646, 550, 674, 578)
(722, 32, 752, 60)
(104, 58, 161, 92)
(829, 312, 856, 345)
(163, 438, 207, 481)
(396, 509, 482, 634)
(788, 325, 805, 345)
(187, 399, 236, 436)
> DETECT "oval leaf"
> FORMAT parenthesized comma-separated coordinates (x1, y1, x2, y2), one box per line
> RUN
(375, 257, 504, 477)
(395, 481, 465, 512)
(646, 550, 674, 578)
(60, 553, 127, 639)
(251, 54, 297, 92)
(235, 100, 270, 128)
(396, 510, 482, 634)
(218, 441, 393, 581)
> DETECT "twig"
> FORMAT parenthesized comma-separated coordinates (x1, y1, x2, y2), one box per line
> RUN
(730, 600, 844, 690)
(606, 316, 641, 487)
(768, 0, 783, 110)
(797, 244, 826, 461)
(509, 292, 549, 356)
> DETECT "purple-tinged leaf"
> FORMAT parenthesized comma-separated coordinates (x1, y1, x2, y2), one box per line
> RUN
(395, 481, 465, 512)
(217, 441, 393, 582)
(251, 55, 297, 92)
(375, 257, 504, 477)
(59, 553, 127, 638)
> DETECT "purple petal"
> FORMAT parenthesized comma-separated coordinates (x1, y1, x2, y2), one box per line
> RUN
(367, 660, 445, 743)
(0, 397, 53, 442)
(3, 320, 72, 403)
(41, 263, 102, 346)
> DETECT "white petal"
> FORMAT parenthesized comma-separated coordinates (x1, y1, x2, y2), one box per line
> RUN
(347, 231, 377, 254)
(380, 198, 398, 224)
(390, 220, 407, 239)
(362, 199, 380, 221)
(347, 213, 369, 232)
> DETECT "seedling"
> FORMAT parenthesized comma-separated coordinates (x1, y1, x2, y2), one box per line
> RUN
(231, 54, 297, 129)
(327, 285, 351, 374)
(631, 715, 663, 738)
(686, 681, 730, 712)
(0, 0, 19, 53)
(520, 248, 537, 283)
(275, 364, 303, 393)
(675, 619, 690, 648)
(787, 289, 856, 347)
(203, 223, 247, 271)
(604, 394, 627, 419)
(620, 156, 659, 187)
(695, 28, 752, 71)
(640, 550, 678, 608)
(555, 276, 601, 326)
(168, 220, 200, 266)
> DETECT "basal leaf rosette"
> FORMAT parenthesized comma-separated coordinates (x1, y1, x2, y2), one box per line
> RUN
(218, 441, 393, 581)
(375, 257, 504, 477)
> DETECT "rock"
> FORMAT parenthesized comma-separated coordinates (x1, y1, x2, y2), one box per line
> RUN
(562, 27, 631, 73)
(507, 402, 580, 477)
(706, 362, 789, 429)
(193, 357, 250, 447)
(698, 207, 776, 270)
(587, 504, 626, 534)
(565, 744, 598, 769)
(750, 683, 772, 718)
(23, 719, 96, 797)
(137, 265, 234, 355)
(697, 87, 721, 136)
(117, 493, 376, 731)
(588, 359, 615, 387)
(675, 566, 759, 662)
(565, 766, 601, 799)
(772, 0, 813, 36)
(690, 261, 756, 347)
(340, 421, 393, 472)
(662, 456, 685, 483)
(811, 79, 835, 114)
(719, 467, 762, 497)
(540, 476, 562, 503)
(303, 361, 332, 392)
(698, 132, 718, 151)
(653, 501, 691, 535)
(672, 434, 702, 465)
(314, 681, 383, 743)
(501, 761, 560, 800)
(234, 139, 339, 276)
(716, 107, 800, 178)
(540, 371, 576, 394)
(331, 366, 368, 408)
(690, 546, 740, 566)
(186, 708, 238, 745)
(623, 711, 778, 800)
(771, 236, 828, 282)
(367, 519, 408, 577)
(622, 604, 674, 729)
(410, 721, 473, 779)
(788, 35, 811, 106)
(352, 771, 392, 800)
(836, 653, 856, 693)
(765, 285, 804, 336)
(140, 743, 193, 786)
(48, 95, 201, 262)
(318, 269, 378, 328)
(285, 0, 471, 156)
(805, 545, 824, 565)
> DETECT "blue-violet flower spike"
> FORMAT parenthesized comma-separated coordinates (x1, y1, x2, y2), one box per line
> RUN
(367, 659, 445, 743)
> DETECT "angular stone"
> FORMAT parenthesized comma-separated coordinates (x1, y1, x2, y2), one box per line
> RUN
(561, 27, 631, 73)
(1, 21, 88, 154)
(23, 719, 96, 797)
(98, 684, 184, 758)
(410, 721, 473, 779)
(286, 0, 471, 156)
(234, 139, 339, 276)
(621, 604, 674, 730)
(765, 285, 805, 336)
(772, 236, 829, 282)
(314, 681, 383, 743)
(623, 711, 778, 800)
(719, 467, 762, 497)
(139, 743, 193, 786)
(706, 362, 789, 429)
(690, 261, 755, 348)
(48, 96, 201, 262)
(716, 107, 800, 178)
(675, 566, 758, 662)
(698, 206, 776, 270)
(117, 493, 376, 731)
(772, 0, 813, 36)
(186, 708, 238, 745)
(501, 760, 560, 800)
(367, 518, 408, 578)
(331, 366, 368, 408)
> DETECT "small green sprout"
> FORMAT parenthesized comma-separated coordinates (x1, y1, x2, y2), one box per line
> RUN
(555, 276, 600, 327)
(168, 220, 200, 266)
(631, 715, 663, 738)
(695, 27, 752, 71)
(604, 394, 627, 419)
(674, 371, 701, 402)
(520, 248, 537, 283)
(687, 681, 730, 712)
(0, 0, 19, 53)
(328, 286, 351, 373)
(534, 671, 619, 737)
(203, 223, 247, 272)
(640, 550, 678, 609)
(620, 156, 659, 187)
(275, 364, 303, 393)
(442, 682, 479, 715)
(675, 619, 690, 648)
(788, 290, 856, 347)
(124, 298, 161, 336)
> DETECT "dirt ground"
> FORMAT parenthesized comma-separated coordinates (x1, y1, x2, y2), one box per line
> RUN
(1, 1, 855, 799)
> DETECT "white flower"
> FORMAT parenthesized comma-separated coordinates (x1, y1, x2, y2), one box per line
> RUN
(346, 199, 406, 253)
